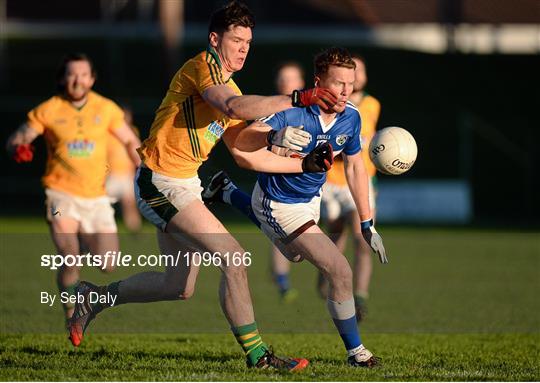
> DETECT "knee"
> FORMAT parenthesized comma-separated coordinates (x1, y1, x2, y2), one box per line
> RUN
(327, 261, 353, 288)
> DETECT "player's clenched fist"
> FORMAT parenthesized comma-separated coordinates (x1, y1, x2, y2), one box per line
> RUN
(292, 88, 338, 110)
(13, 144, 34, 163)
(301, 141, 334, 173)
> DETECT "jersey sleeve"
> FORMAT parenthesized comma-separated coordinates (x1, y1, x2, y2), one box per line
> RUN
(260, 112, 287, 131)
(26, 103, 48, 134)
(192, 59, 226, 94)
(107, 101, 125, 133)
(343, 112, 361, 155)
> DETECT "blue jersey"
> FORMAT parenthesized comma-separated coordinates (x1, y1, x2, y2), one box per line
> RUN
(258, 103, 362, 203)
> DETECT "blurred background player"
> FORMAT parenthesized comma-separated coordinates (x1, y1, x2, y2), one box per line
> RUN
(68, 1, 337, 371)
(5, 53, 141, 323)
(270, 61, 305, 302)
(106, 105, 142, 233)
(319, 54, 381, 322)
(275, 61, 305, 96)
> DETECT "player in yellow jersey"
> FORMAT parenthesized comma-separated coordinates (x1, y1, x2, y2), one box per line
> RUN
(6, 53, 141, 322)
(319, 55, 381, 321)
(68, 1, 337, 371)
(269, 61, 305, 302)
(106, 106, 142, 233)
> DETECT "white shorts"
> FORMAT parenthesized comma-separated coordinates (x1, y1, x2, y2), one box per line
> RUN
(320, 177, 377, 221)
(251, 181, 321, 243)
(106, 174, 134, 203)
(45, 188, 117, 233)
(135, 167, 203, 231)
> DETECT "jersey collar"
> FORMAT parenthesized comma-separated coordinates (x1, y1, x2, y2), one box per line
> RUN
(206, 45, 222, 69)
(307, 105, 321, 115)
(205, 45, 234, 82)
(308, 104, 345, 117)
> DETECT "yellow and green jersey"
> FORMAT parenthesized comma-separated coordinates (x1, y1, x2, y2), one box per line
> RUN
(26, 91, 124, 198)
(139, 48, 246, 178)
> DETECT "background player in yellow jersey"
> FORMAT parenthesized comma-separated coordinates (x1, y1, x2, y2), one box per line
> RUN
(6, 53, 141, 322)
(319, 54, 381, 321)
(269, 61, 305, 302)
(69, 1, 337, 371)
(106, 105, 142, 233)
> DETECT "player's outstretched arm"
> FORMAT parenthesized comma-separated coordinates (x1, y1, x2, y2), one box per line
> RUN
(223, 124, 303, 173)
(223, 125, 331, 174)
(202, 84, 337, 121)
(344, 152, 388, 264)
(6, 124, 40, 163)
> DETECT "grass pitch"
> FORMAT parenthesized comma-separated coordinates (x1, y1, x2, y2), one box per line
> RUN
(1, 216, 539, 380)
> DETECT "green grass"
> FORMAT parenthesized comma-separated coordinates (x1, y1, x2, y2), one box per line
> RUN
(1, 333, 538, 381)
(1, 216, 539, 380)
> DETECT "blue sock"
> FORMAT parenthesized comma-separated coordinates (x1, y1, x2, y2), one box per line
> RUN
(327, 298, 362, 353)
(332, 316, 362, 351)
(224, 187, 261, 228)
(275, 273, 290, 294)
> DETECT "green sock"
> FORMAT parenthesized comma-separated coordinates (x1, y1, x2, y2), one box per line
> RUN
(231, 322, 268, 366)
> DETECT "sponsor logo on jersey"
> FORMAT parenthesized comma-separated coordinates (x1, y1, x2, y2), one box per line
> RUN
(204, 120, 225, 144)
(316, 134, 331, 140)
(336, 134, 349, 146)
(67, 139, 95, 157)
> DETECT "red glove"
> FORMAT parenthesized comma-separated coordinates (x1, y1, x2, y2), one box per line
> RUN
(13, 144, 34, 163)
(292, 88, 338, 111)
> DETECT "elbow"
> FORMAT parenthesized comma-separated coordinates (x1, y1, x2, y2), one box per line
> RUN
(224, 107, 242, 120)
(223, 99, 244, 120)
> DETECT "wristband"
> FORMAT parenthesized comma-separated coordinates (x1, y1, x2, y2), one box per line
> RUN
(291, 90, 301, 107)
(266, 130, 276, 146)
(360, 219, 374, 231)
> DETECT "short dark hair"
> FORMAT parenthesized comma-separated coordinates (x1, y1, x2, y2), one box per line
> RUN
(208, 1, 255, 36)
(314, 47, 355, 77)
(56, 53, 96, 90)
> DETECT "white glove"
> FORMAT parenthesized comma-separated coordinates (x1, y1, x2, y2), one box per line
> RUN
(267, 126, 311, 151)
(361, 219, 388, 264)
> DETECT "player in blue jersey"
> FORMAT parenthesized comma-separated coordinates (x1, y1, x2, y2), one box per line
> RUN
(203, 47, 387, 367)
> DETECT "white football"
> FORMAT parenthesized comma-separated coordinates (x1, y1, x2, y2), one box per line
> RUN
(369, 127, 417, 175)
